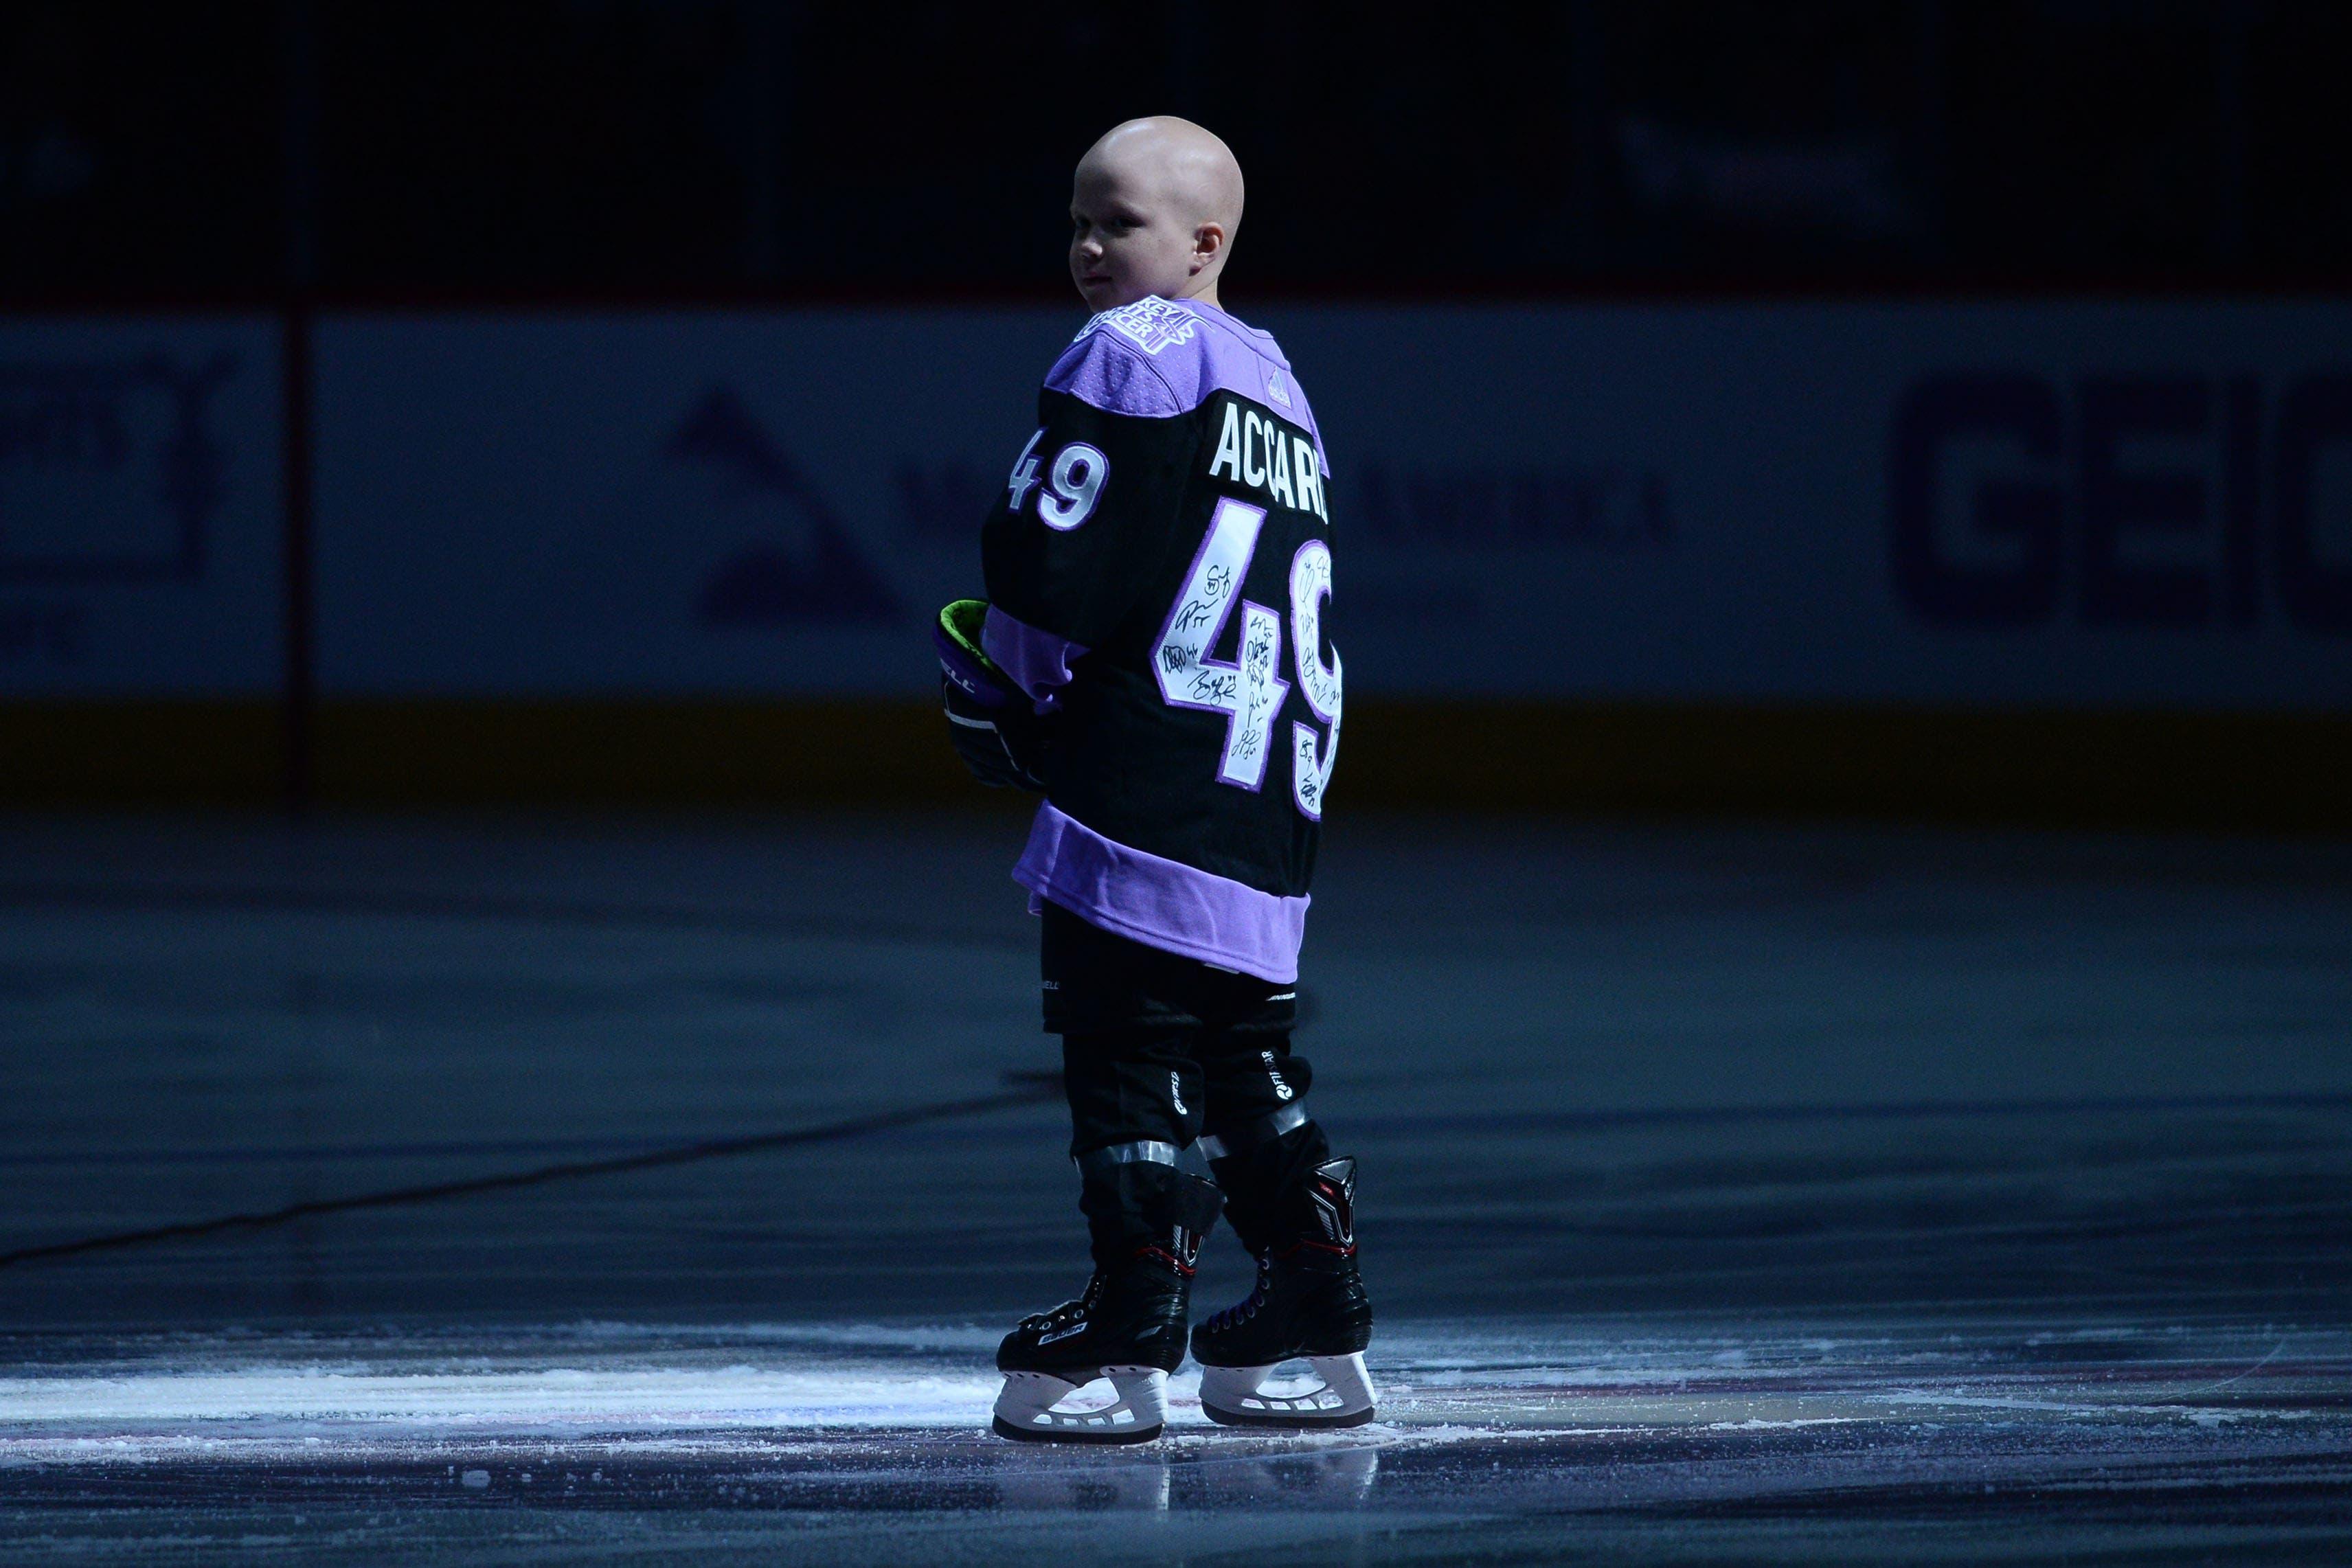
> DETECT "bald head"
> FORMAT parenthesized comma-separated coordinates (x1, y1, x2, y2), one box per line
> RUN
(1083, 117, 1245, 237)
(1069, 117, 1245, 313)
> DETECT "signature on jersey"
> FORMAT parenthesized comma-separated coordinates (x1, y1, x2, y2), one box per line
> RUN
(1187, 669, 1237, 705)
(1168, 596, 1219, 637)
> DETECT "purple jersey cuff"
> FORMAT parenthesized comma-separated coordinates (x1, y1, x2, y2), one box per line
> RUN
(1013, 802, 1309, 985)
(982, 606, 1088, 708)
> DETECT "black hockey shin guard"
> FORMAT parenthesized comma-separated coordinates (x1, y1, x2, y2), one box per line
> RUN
(1075, 1141, 1224, 1273)
(1200, 1104, 1331, 1256)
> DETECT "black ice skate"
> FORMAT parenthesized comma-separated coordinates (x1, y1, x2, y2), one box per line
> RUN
(993, 1164, 1219, 1444)
(1192, 1156, 1376, 1428)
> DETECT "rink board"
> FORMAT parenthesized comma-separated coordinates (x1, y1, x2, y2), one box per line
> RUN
(0, 316, 284, 696)
(308, 303, 2352, 707)
(7, 303, 2352, 815)
(3, 302, 2347, 707)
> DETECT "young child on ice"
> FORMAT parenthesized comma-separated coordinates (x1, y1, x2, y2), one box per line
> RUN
(935, 116, 1370, 1442)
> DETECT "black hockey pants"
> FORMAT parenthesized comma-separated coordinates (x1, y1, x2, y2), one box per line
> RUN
(1041, 900, 1333, 1266)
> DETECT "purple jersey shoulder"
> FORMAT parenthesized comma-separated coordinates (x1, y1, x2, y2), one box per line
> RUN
(1044, 298, 1325, 458)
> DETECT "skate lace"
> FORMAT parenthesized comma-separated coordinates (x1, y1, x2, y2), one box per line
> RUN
(1201, 1253, 1274, 1334)
(1017, 1273, 1103, 1333)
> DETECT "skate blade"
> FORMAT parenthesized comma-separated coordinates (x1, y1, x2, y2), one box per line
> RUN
(991, 1365, 1167, 1444)
(1199, 1352, 1376, 1429)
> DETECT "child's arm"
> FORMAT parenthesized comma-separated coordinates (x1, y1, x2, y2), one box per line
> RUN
(980, 326, 1204, 707)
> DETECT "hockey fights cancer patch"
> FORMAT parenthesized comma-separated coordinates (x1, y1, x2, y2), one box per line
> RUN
(1079, 297, 1201, 356)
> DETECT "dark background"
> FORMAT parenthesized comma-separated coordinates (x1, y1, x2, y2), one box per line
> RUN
(5, 1, 2344, 302)
(4, 1, 2347, 828)
(1, 16, 2348, 1562)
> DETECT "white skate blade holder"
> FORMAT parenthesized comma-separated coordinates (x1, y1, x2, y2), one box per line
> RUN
(1199, 1353, 1376, 1429)
(993, 1365, 1168, 1444)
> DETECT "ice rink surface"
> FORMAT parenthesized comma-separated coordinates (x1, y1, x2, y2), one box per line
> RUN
(1, 809, 2347, 1564)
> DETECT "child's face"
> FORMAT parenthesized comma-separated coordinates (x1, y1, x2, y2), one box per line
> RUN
(1068, 157, 1208, 313)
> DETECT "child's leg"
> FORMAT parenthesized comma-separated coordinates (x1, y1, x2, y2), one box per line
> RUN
(1041, 902, 1225, 1266)
(1197, 1031, 1331, 1255)
(1060, 1024, 1210, 1266)
(1190, 1020, 1375, 1429)
(991, 906, 1229, 1444)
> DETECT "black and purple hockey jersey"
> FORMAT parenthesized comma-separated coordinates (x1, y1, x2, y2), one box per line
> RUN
(981, 296, 1341, 985)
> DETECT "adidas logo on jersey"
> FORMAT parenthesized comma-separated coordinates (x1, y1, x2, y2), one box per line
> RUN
(1080, 297, 1199, 356)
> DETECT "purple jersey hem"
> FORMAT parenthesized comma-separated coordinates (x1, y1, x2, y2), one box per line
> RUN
(1013, 802, 1308, 985)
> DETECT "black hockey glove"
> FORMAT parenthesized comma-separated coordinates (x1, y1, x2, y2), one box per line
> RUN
(934, 598, 1054, 792)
